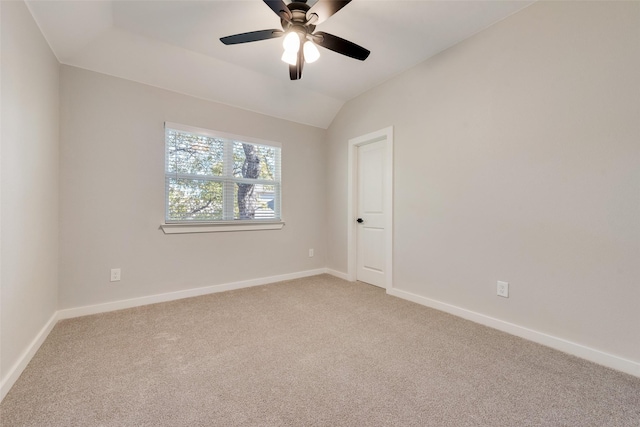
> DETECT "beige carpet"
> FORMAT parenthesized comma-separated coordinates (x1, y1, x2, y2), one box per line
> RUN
(1, 274, 639, 426)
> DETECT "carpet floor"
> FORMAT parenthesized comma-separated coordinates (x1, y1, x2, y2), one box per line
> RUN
(1, 274, 639, 426)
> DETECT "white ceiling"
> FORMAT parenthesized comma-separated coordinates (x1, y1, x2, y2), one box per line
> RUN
(26, 0, 534, 128)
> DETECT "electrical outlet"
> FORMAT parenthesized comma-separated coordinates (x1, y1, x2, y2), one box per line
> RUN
(110, 268, 121, 282)
(308, 248, 314, 257)
(497, 281, 509, 298)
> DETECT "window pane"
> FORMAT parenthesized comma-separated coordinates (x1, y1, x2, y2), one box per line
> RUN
(166, 130, 224, 176)
(235, 183, 277, 220)
(165, 124, 281, 223)
(167, 178, 223, 221)
(233, 142, 278, 180)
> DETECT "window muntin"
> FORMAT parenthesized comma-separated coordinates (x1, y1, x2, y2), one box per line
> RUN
(165, 123, 281, 223)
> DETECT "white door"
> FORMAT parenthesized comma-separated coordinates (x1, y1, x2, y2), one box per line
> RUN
(356, 140, 386, 287)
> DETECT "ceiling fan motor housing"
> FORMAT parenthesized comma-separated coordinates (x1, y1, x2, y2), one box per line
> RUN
(281, 2, 316, 38)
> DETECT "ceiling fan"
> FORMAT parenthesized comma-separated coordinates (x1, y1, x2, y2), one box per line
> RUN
(220, 0, 370, 80)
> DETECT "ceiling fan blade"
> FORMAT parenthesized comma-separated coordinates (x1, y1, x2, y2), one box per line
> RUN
(289, 49, 305, 80)
(220, 29, 284, 45)
(313, 31, 370, 60)
(306, 0, 351, 25)
(263, 0, 292, 20)
(289, 64, 299, 80)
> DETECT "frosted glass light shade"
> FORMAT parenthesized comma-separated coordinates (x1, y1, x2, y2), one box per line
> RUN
(303, 41, 320, 63)
(281, 50, 297, 65)
(282, 32, 300, 52)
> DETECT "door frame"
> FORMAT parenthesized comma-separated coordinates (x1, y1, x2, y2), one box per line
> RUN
(347, 126, 393, 290)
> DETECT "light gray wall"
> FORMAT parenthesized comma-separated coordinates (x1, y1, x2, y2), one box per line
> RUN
(326, 1, 640, 362)
(59, 66, 326, 309)
(1, 1, 60, 380)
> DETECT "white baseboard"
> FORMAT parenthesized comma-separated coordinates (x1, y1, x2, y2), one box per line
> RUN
(57, 268, 327, 320)
(0, 311, 59, 401)
(387, 287, 640, 378)
(324, 268, 351, 281)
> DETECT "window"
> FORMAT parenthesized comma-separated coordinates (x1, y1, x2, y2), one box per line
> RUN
(164, 123, 281, 226)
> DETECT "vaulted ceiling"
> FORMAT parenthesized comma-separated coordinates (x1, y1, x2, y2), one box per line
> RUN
(26, 0, 534, 128)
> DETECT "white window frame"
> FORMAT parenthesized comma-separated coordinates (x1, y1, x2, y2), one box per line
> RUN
(161, 122, 284, 234)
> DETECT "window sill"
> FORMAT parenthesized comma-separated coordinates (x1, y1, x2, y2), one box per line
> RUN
(160, 221, 285, 234)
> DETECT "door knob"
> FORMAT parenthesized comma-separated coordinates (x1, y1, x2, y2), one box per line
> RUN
(357, 218, 364, 223)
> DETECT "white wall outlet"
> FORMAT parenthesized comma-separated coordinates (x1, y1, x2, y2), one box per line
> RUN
(308, 248, 314, 257)
(110, 268, 121, 282)
(497, 281, 509, 298)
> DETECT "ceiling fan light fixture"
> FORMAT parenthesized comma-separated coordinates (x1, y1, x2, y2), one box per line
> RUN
(303, 41, 320, 63)
(282, 31, 301, 52)
(281, 49, 297, 66)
